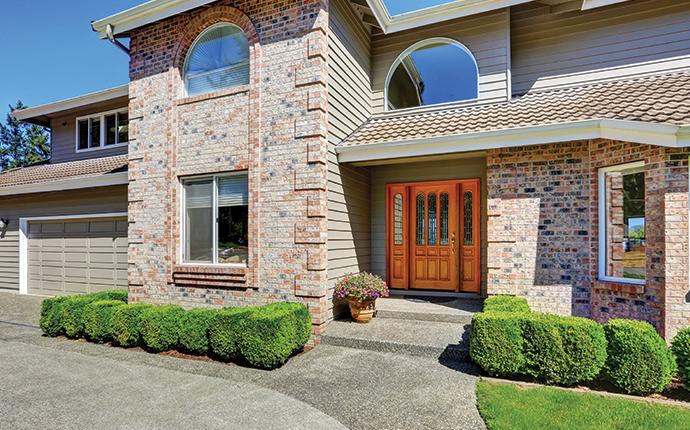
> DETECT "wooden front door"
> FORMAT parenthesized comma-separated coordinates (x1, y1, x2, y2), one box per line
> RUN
(386, 179, 481, 293)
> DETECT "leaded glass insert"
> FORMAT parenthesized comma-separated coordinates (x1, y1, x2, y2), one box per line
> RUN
(440, 193, 449, 245)
(463, 191, 473, 245)
(416, 193, 425, 245)
(428, 193, 437, 245)
(394, 193, 403, 245)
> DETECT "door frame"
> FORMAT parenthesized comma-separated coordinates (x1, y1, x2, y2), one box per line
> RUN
(385, 179, 481, 293)
(18, 212, 127, 295)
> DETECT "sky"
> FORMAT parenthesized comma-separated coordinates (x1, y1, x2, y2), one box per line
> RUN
(409, 43, 478, 105)
(383, 0, 456, 16)
(0, 1, 143, 123)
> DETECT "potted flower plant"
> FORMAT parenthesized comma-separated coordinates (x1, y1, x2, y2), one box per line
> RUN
(333, 272, 389, 323)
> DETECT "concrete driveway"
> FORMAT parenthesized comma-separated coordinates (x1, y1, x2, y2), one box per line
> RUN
(0, 291, 485, 430)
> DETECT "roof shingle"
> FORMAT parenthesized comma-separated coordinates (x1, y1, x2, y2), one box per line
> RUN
(342, 71, 690, 147)
(0, 155, 128, 189)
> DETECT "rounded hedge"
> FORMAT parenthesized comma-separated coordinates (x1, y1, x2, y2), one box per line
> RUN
(672, 327, 690, 389)
(238, 305, 299, 369)
(140, 305, 185, 353)
(178, 308, 216, 355)
(209, 307, 254, 361)
(603, 319, 675, 395)
(83, 300, 126, 343)
(89, 290, 128, 303)
(470, 312, 525, 377)
(40, 296, 68, 337)
(483, 296, 531, 313)
(111, 303, 154, 347)
(61, 296, 95, 339)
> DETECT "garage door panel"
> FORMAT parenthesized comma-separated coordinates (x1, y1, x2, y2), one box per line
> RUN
(28, 217, 127, 296)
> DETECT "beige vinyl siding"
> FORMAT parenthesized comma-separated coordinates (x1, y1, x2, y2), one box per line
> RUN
(511, 0, 690, 95)
(50, 97, 129, 163)
(328, 0, 373, 317)
(0, 185, 127, 292)
(370, 9, 510, 114)
(369, 157, 488, 292)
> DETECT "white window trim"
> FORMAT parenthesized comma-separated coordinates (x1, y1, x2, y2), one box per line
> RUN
(383, 37, 479, 113)
(180, 171, 249, 267)
(597, 161, 646, 286)
(75, 108, 129, 153)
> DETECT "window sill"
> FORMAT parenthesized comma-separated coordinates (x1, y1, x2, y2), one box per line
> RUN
(596, 277, 645, 295)
(175, 85, 250, 106)
(173, 264, 248, 289)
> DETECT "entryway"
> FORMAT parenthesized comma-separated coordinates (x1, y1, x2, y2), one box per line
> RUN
(386, 179, 481, 293)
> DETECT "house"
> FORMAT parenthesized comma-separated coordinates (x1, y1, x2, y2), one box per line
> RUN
(2, 0, 690, 340)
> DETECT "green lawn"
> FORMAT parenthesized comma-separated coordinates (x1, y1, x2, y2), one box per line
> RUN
(476, 380, 690, 430)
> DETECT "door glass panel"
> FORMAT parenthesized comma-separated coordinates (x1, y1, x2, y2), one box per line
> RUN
(416, 193, 425, 245)
(428, 193, 437, 245)
(394, 193, 403, 245)
(463, 191, 473, 246)
(440, 193, 449, 245)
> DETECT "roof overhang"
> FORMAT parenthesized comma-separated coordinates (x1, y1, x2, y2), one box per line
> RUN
(11, 85, 129, 127)
(336, 119, 690, 163)
(92, 0, 215, 38)
(0, 172, 129, 197)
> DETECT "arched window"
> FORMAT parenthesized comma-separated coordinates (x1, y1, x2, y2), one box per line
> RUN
(385, 38, 478, 111)
(183, 23, 250, 96)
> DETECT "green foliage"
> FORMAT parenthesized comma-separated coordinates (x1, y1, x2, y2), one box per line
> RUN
(83, 300, 125, 343)
(61, 296, 95, 339)
(140, 306, 185, 353)
(470, 312, 607, 386)
(263, 302, 312, 352)
(39, 296, 68, 337)
(470, 312, 525, 377)
(0, 101, 50, 171)
(209, 307, 254, 361)
(671, 327, 690, 389)
(89, 290, 128, 303)
(111, 303, 153, 347)
(483, 296, 530, 313)
(178, 308, 216, 355)
(603, 319, 675, 395)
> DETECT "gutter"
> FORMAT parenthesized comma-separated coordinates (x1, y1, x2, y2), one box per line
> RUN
(336, 119, 690, 164)
(105, 24, 130, 55)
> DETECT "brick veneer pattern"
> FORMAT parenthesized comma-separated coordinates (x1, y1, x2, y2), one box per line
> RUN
(126, 0, 331, 338)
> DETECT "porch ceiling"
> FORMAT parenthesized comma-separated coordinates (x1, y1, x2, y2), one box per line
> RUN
(337, 71, 690, 163)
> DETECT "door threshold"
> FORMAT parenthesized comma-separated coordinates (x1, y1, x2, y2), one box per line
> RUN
(388, 289, 482, 300)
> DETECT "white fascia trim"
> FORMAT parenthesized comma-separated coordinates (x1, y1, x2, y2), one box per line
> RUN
(92, 0, 215, 38)
(0, 172, 128, 197)
(12, 85, 129, 122)
(336, 119, 687, 163)
(367, 0, 531, 34)
(581, 0, 631, 11)
(18, 211, 127, 295)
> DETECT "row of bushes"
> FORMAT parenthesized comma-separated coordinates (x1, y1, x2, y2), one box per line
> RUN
(40, 291, 312, 369)
(470, 296, 678, 395)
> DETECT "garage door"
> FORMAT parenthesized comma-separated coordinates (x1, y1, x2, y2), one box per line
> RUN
(28, 218, 127, 296)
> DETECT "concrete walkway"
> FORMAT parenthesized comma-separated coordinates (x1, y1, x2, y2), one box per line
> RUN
(0, 291, 485, 430)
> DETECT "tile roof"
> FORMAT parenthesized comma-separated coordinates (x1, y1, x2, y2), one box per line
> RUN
(341, 71, 690, 147)
(0, 155, 128, 189)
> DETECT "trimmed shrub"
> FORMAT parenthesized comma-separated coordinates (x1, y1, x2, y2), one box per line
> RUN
(238, 305, 301, 369)
(521, 314, 607, 385)
(40, 296, 69, 337)
(89, 290, 128, 303)
(262, 302, 312, 353)
(111, 303, 153, 347)
(83, 300, 125, 343)
(61, 296, 96, 338)
(603, 319, 675, 395)
(178, 308, 216, 355)
(470, 312, 525, 377)
(209, 307, 254, 361)
(140, 305, 185, 353)
(483, 296, 530, 313)
(672, 327, 690, 388)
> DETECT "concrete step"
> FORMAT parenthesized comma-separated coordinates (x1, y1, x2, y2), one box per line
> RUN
(322, 318, 472, 362)
(375, 297, 481, 324)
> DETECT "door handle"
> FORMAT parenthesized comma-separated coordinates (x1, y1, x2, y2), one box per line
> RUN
(451, 233, 456, 254)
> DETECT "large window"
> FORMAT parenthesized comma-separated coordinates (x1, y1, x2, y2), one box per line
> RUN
(183, 23, 250, 96)
(182, 172, 249, 265)
(76, 109, 128, 152)
(599, 162, 646, 284)
(386, 38, 478, 111)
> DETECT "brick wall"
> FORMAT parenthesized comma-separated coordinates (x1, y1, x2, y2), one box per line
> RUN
(487, 139, 690, 338)
(126, 0, 331, 337)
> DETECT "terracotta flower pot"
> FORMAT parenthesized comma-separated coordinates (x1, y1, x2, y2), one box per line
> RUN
(348, 298, 376, 323)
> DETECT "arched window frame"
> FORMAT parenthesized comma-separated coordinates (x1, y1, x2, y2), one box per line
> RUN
(182, 22, 250, 97)
(384, 37, 479, 112)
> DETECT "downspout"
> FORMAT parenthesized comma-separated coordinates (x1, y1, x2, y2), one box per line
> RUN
(105, 24, 130, 55)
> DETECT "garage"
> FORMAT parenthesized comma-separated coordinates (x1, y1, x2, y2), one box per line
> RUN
(26, 217, 127, 296)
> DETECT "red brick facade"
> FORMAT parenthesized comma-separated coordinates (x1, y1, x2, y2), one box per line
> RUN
(487, 139, 690, 339)
(126, 0, 331, 337)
